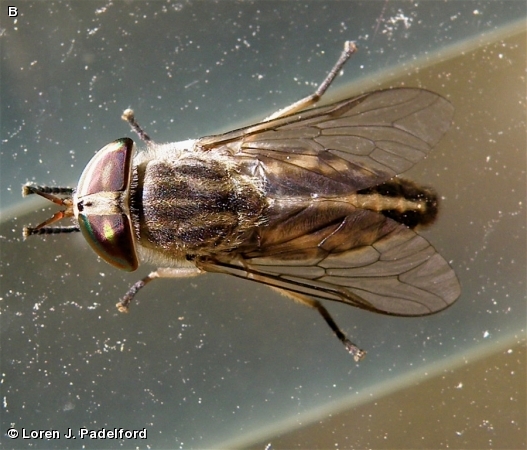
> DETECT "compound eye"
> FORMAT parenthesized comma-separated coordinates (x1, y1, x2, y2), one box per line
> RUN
(77, 138, 134, 197)
(78, 213, 138, 271)
(76, 138, 138, 271)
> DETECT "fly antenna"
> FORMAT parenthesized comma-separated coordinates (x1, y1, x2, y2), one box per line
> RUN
(22, 184, 74, 205)
(22, 184, 78, 239)
(22, 185, 74, 196)
(23, 225, 80, 238)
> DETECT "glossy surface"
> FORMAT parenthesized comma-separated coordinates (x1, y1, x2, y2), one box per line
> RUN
(75, 138, 138, 271)
(76, 138, 134, 197)
(77, 213, 138, 271)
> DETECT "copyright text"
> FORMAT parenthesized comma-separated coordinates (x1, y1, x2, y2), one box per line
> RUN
(7, 427, 147, 440)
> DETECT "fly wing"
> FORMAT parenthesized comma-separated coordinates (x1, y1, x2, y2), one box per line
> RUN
(196, 88, 459, 314)
(199, 210, 460, 316)
(198, 88, 454, 193)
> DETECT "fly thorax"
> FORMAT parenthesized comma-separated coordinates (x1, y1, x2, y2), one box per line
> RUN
(132, 156, 266, 255)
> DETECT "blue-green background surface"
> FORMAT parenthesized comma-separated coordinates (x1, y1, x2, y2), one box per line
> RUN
(1, 2, 525, 448)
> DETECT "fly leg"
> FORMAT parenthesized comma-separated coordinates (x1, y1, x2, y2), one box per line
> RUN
(121, 108, 152, 143)
(271, 287, 366, 361)
(116, 267, 203, 313)
(264, 41, 357, 121)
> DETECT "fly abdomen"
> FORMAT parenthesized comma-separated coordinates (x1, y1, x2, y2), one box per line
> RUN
(355, 178, 438, 228)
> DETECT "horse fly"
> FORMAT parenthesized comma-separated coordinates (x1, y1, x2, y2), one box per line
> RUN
(23, 42, 460, 360)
